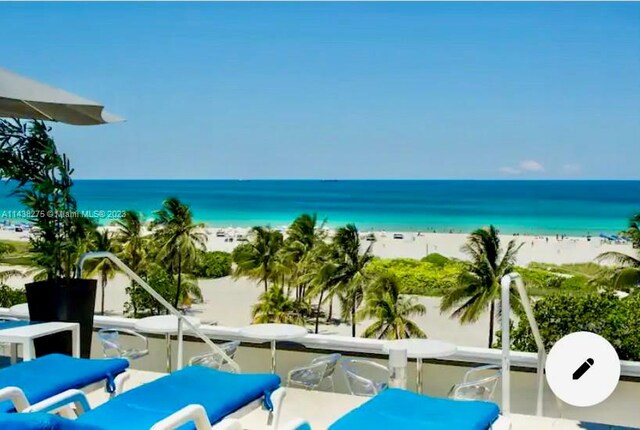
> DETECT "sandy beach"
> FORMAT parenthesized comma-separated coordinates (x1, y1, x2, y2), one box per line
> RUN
(1, 227, 635, 348)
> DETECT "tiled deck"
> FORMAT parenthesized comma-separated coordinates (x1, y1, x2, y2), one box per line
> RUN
(86, 370, 635, 430)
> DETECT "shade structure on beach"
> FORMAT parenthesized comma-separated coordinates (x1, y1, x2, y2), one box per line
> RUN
(0, 67, 123, 125)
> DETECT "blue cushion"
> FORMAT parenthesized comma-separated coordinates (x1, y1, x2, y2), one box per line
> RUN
(0, 354, 129, 413)
(76, 366, 281, 430)
(0, 321, 33, 330)
(329, 389, 500, 430)
(0, 412, 100, 430)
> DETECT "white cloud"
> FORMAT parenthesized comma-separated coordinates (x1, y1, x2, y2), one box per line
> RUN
(498, 166, 521, 175)
(499, 159, 544, 176)
(519, 160, 545, 172)
(561, 163, 581, 175)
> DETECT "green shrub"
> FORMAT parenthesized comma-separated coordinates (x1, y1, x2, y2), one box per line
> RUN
(192, 251, 231, 278)
(0, 284, 27, 308)
(420, 253, 450, 267)
(0, 242, 17, 255)
(366, 258, 464, 296)
(124, 266, 175, 317)
(509, 291, 640, 361)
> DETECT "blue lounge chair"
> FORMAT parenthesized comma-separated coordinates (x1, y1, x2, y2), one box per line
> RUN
(328, 389, 504, 430)
(19, 365, 281, 430)
(0, 354, 129, 413)
(218, 388, 509, 430)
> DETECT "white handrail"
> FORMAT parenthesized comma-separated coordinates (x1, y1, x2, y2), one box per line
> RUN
(501, 272, 546, 417)
(78, 251, 240, 373)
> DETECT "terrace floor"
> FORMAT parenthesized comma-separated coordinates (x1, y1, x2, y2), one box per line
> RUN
(86, 370, 636, 430)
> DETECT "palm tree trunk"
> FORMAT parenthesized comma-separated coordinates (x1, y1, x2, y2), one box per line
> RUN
(488, 300, 495, 348)
(174, 254, 182, 310)
(314, 290, 324, 334)
(263, 276, 268, 293)
(100, 274, 106, 315)
(131, 281, 138, 317)
(351, 302, 356, 337)
(327, 297, 333, 322)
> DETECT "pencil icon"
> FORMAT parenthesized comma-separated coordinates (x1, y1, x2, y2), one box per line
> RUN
(573, 358, 594, 380)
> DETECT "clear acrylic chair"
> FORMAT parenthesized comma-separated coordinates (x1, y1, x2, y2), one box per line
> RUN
(97, 328, 149, 361)
(341, 358, 389, 397)
(448, 364, 501, 401)
(287, 353, 341, 391)
(189, 340, 241, 371)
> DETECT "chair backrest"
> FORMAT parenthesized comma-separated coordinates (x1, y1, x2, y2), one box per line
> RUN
(340, 358, 388, 397)
(97, 328, 122, 358)
(189, 340, 241, 370)
(450, 365, 501, 401)
(311, 353, 341, 379)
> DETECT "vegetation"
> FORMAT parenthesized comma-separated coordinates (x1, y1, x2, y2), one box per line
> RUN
(596, 212, 640, 290)
(252, 284, 304, 324)
(0, 240, 33, 266)
(0, 284, 27, 308)
(358, 272, 426, 339)
(420, 252, 450, 267)
(152, 197, 207, 308)
(84, 230, 119, 315)
(113, 211, 148, 317)
(123, 264, 201, 317)
(232, 226, 284, 293)
(329, 224, 374, 337)
(508, 291, 640, 361)
(367, 258, 463, 296)
(0, 119, 95, 282)
(192, 251, 231, 278)
(441, 225, 522, 348)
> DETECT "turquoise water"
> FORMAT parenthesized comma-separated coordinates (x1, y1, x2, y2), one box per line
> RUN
(0, 180, 638, 235)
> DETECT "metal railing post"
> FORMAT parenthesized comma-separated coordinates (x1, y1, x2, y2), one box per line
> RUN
(501, 272, 547, 417)
(177, 317, 184, 370)
(500, 275, 511, 417)
(78, 252, 240, 373)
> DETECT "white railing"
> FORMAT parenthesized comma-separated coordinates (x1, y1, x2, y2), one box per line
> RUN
(77, 251, 240, 372)
(501, 272, 547, 417)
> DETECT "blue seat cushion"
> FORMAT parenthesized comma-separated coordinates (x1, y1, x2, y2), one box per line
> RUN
(0, 321, 33, 330)
(77, 366, 281, 430)
(0, 412, 101, 430)
(329, 389, 500, 430)
(0, 354, 129, 413)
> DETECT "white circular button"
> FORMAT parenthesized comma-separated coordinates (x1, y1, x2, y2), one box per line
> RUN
(545, 331, 620, 407)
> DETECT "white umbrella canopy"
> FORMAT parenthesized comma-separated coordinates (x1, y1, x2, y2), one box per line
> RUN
(0, 67, 124, 125)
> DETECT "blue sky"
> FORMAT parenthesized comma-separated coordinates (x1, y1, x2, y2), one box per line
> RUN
(2, 2, 639, 179)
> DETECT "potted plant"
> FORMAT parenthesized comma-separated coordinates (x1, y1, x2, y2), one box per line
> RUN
(0, 119, 97, 358)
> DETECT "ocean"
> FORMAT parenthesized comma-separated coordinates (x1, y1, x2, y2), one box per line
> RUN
(0, 180, 638, 235)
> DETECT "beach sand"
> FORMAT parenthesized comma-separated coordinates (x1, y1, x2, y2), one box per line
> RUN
(1, 227, 635, 348)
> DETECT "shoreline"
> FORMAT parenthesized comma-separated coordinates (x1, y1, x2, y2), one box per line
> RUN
(1, 218, 623, 237)
(1, 225, 633, 266)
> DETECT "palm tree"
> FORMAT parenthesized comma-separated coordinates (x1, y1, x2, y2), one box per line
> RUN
(281, 214, 326, 302)
(0, 244, 23, 285)
(440, 225, 522, 347)
(114, 211, 147, 274)
(152, 198, 207, 309)
(252, 284, 303, 324)
(113, 211, 148, 317)
(304, 241, 340, 333)
(331, 224, 374, 337)
(358, 272, 426, 339)
(85, 230, 119, 315)
(596, 213, 640, 289)
(232, 226, 284, 292)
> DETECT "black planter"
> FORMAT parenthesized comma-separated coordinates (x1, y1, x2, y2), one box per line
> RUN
(25, 279, 97, 358)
